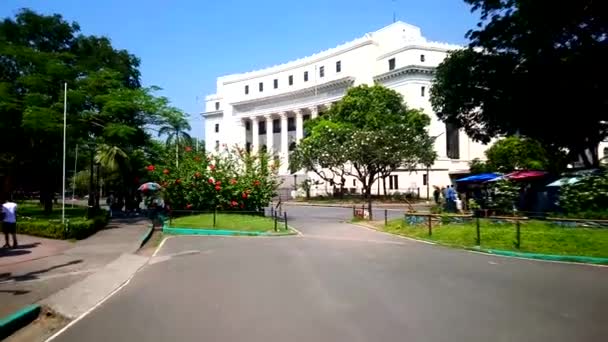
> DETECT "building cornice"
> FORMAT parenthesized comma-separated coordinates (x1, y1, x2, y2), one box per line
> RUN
(231, 77, 355, 108)
(373, 65, 435, 83)
(201, 110, 223, 118)
(221, 41, 374, 84)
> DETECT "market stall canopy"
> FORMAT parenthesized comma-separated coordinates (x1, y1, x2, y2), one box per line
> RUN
(546, 169, 602, 187)
(488, 170, 547, 182)
(456, 173, 502, 183)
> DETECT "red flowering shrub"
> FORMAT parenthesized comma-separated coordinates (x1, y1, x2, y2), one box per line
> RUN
(185, 146, 193, 152)
(163, 169, 170, 175)
(147, 165, 155, 171)
(149, 147, 279, 211)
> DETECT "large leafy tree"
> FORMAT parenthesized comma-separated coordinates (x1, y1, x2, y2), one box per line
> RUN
(430, 0, 608, 168)
(291, 85, 436, 218)
(0, 9, 177, 212)
(469, 136, 564, 173)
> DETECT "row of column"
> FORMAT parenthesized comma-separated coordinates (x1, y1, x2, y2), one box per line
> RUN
(248, 106, 321, 173)
(249, 106, 319, 154)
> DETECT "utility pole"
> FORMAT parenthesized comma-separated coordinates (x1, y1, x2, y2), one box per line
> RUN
(62, 83, 67, 224)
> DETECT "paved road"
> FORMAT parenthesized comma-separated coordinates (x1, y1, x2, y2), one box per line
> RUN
(52, 206, 608, 342)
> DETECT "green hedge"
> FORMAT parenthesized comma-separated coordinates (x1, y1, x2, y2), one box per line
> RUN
(17, 211, 109, 240)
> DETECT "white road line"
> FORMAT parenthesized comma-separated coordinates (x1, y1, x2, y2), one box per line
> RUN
(302, 234, 407, 245)
(44, 275, 135, 342)
(151, 235, 173, 258)
(349, 222, 437, 245)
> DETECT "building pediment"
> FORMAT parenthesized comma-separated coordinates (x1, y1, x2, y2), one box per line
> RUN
(373, 65, 435, 83)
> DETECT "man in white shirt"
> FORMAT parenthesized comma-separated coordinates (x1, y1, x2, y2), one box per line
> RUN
(2, 199, 18, 248)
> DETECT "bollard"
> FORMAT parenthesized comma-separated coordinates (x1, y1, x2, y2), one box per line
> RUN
(274, 212, 278, 232)
(428, 215, 432, 236)
(515, 219, 521, 249)
(384, 209, 388, 226)
(284, 211, 288, 231)
(213, 209, 216, 227)
(476, 216, 481, 245)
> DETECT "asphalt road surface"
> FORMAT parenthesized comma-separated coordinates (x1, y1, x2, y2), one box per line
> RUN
(51, 206, 608, 342)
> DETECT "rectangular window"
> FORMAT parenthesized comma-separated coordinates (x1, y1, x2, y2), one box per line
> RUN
(423, 174, 428, 186)
(389, 175, 399, 190)
(304, 71, 309, 82)
(420, 54, 425, 62)
(215, 102, 219, 110)
(288, 117, 296, 131)
(246, 142, 251, 153)
(214, 123, 219, 133)
(273, 79, 278, 89)
(389, 176, 393, 190)
(352, 179, 356, 186)
(273, 119, 280, 133)
(303, 114, 310, 121)
(288, 75, 293, 86)
(319, 66, 325, 78)
(245, 85, 249, 94)
(421, 86, 426, 97)
(259, 121, 266, 135)
(388, 58, 396, 71)
(259, 82, 263, 92)
(394, 175, 399, 190)
(336, 60, 341, 73)
(245, 121, 251, 131)
(446, 123, 460, 159)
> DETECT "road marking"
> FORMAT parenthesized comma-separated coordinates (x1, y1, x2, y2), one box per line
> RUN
(349, 222, 437, 245)
(151, 235, 173, 258)
(149, 250, 201, 265)
(44, 273, 136, 342)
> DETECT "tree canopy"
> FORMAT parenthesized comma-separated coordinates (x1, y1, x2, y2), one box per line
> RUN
(0, 9, 189, 210)
(430, 0, 608, 168)
(290, 84, 436, 218)
(469, 136, 564, 173)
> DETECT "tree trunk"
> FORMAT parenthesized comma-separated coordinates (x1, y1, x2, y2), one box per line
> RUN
(175, 134, 179, 168)
(382, 176, 387, 198)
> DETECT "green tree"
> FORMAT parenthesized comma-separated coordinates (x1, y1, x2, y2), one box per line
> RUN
(0, 9, 173, 213)
(430, 0, 608, 168)
(291, 85, 436, 218)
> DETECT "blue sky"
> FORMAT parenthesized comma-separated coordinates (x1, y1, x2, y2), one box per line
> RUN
(1, 0, 478, 138)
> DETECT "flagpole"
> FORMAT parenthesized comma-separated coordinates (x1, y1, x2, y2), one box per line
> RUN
(62, 82, 67, 224)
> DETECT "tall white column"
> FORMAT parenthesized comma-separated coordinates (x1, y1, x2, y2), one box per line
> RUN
(264, 114, 273, 154)
(251, 116, 259, 153)
(310, 106, 319, 119)
(295, 109, 304, 142)
(280, 112, 289, 174)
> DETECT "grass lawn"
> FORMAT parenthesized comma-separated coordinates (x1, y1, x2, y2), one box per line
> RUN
(382, 218, 608, 258)
(17, 202, 88, 221)
(169, 213, 280, 232)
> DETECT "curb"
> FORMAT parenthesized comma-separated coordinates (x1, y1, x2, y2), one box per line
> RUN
(138, 225, 155, 249)
(469, 248, 608, 265)
(0, 304, 41, 340)
(163, 226, 296, 237)
(283, 202, 423, 210)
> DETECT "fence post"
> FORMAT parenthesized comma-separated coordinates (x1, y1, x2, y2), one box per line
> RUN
(515, 219, 521, 249)
(427, 214, 432, 236)
(274, 211, 278, 232)
(213, 209, 216, 228)
(384, 209, 388, 226)
(284, 211, 288, 231)
(476, 216, 481, 245)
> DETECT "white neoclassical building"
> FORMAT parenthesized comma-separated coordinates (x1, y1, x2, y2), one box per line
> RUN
(202, 21, 489, 198)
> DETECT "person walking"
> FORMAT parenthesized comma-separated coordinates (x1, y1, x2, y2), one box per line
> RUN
(433, 186, 440, 205)
(2, 198, 18, 248)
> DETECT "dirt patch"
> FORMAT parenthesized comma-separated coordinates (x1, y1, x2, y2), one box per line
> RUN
(5, 306, 70, 342)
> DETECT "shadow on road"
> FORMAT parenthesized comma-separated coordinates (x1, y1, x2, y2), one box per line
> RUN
(0, 259, 83, 282)
(0, 289, 30, 295)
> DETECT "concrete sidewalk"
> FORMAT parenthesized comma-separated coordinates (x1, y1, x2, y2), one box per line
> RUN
(0, 218, 150, 318)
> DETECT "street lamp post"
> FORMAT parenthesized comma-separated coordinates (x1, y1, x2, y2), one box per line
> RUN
(87, 144, 96, 218)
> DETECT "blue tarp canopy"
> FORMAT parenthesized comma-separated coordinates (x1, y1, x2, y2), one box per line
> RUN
(456, 173, 502, 183)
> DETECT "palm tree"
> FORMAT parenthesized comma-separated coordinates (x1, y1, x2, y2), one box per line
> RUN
(158, 111, 191, 168)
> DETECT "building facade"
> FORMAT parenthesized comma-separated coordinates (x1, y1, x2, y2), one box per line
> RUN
(202, 22, 489, 198)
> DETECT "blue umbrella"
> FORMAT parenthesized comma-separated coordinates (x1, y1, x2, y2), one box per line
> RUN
(138, 182, 162, 192)
(456, 173, 502, 183)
